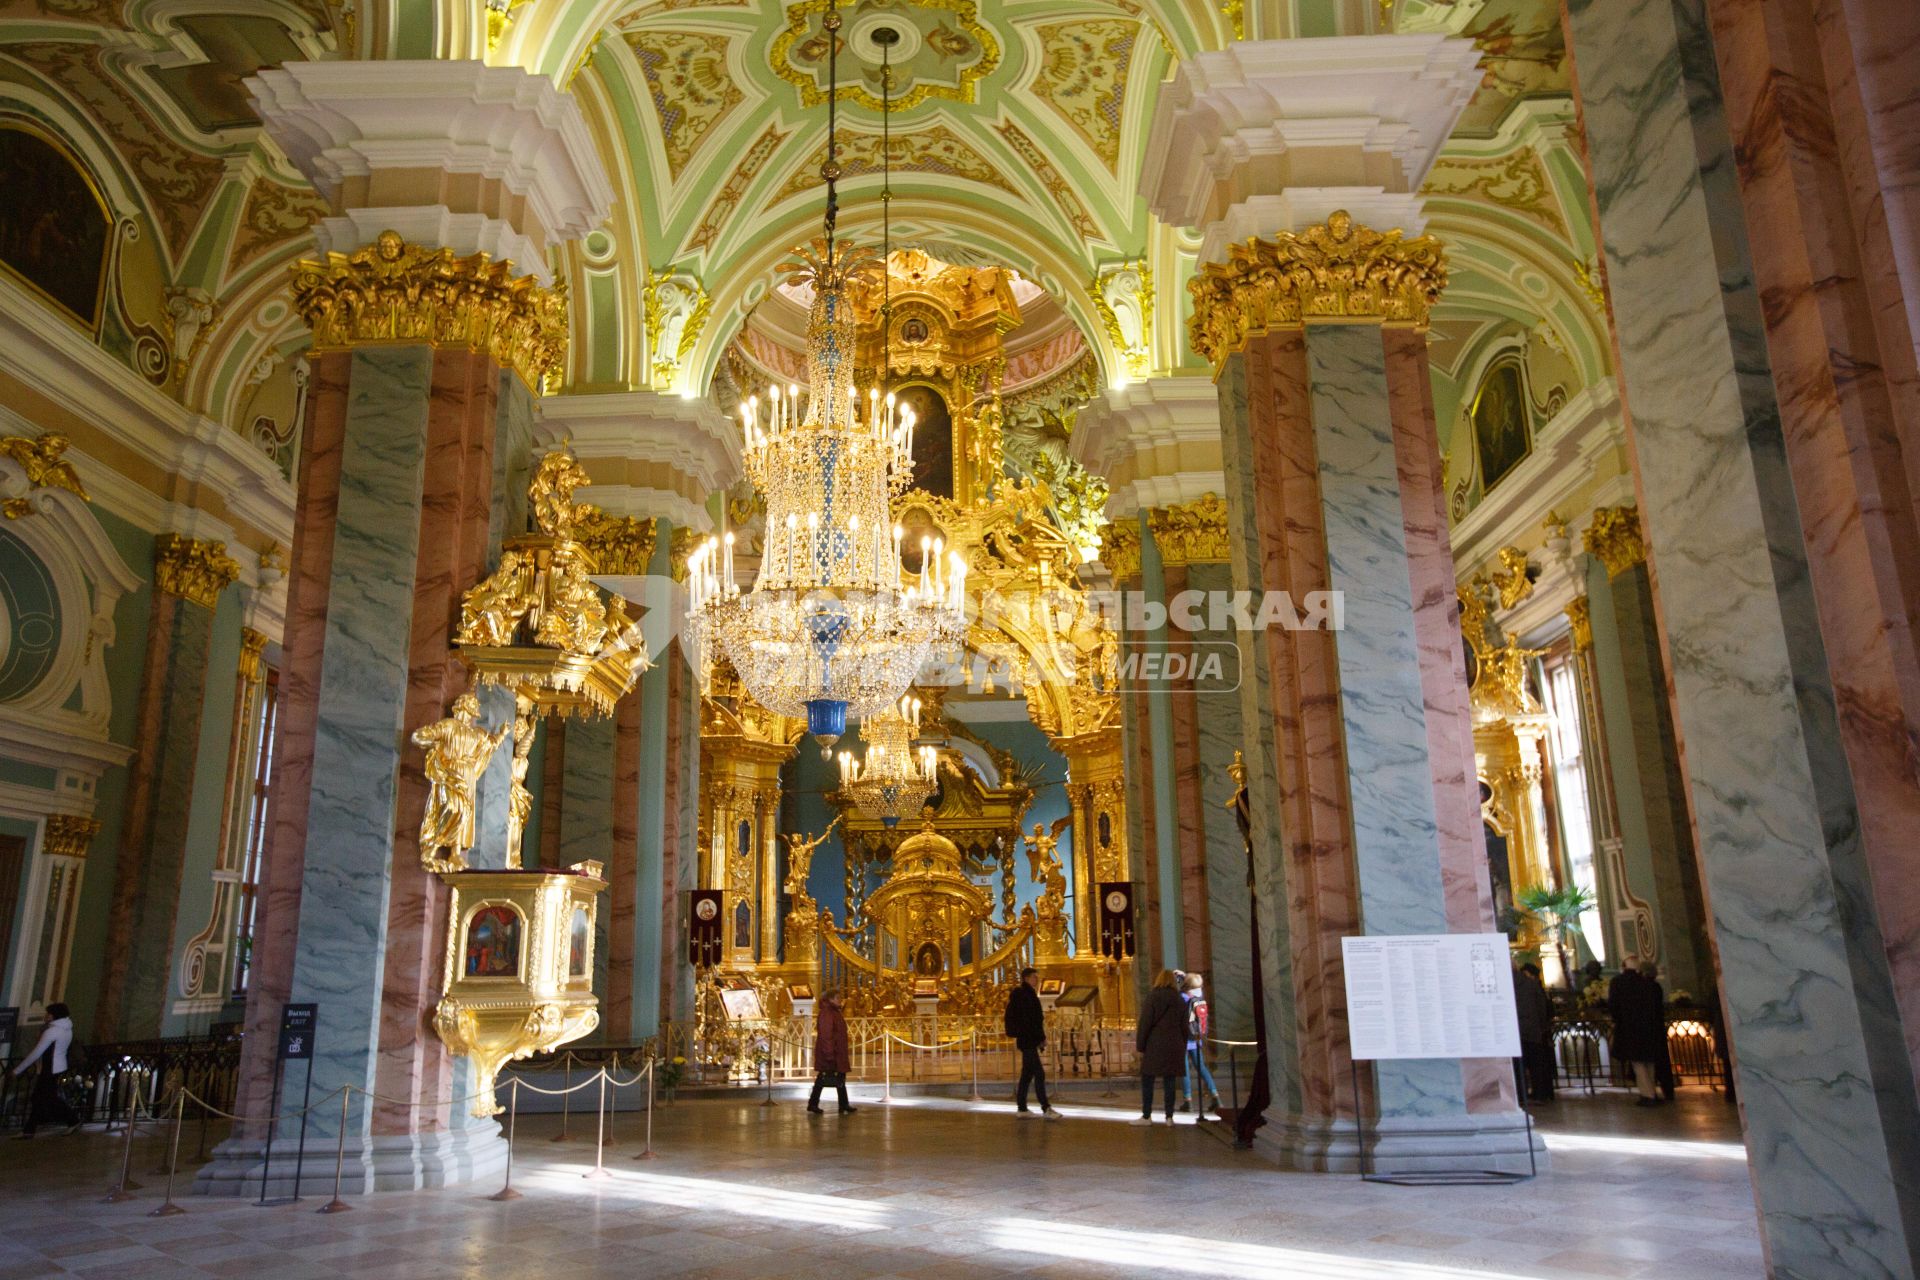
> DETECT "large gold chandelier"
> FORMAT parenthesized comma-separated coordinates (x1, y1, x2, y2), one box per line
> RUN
(686, 2, 965, 752)
(837, 693, 938, 827)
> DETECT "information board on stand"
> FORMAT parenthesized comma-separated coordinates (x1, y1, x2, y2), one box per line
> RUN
(1340, 934, 1520, 1061)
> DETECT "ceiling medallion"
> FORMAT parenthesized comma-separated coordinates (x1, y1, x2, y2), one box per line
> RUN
(771, 0, 1000, 113)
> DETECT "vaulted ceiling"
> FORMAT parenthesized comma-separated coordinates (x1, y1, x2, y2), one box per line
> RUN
(552, 0, 1227, 393)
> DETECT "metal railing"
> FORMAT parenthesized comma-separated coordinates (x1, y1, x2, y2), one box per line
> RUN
(2, 1032, 241, 1134)
(1550, 1006, 1733, 1094)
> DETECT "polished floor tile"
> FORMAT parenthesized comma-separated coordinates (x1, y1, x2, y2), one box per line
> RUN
(0, 1089, 1763, 1278)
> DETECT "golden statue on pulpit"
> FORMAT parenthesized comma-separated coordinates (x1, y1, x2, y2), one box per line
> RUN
(414, 692, 508, 871)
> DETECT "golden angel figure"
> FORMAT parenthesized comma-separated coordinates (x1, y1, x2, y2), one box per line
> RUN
(781, 814, 840, 897)
(414, 692, 508, 871)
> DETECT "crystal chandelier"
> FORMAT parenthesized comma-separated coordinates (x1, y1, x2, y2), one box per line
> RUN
(837, 693, 939, 827)
(686, 2, 966, 752)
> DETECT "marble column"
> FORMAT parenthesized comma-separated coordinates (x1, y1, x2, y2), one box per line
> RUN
(608, 688, 642, 1040)
(561, 711, 617, 1016)
(1564, 0, 1920, 1269)
(213, 58, 610, 1195)
(1147, 497, 1246, 1007)
(1696, 0, 1920, 1072)
(632, 523, 679, 1038)
(1153, 511, 1255, 1041)
(94, 534, 239, 1040)
(1144, 31, 1523, 1174)
(1580, 514, 1712, 996)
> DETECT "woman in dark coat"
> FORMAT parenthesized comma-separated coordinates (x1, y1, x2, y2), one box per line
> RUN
(808, 990, 855, 1115)
(1608, 962, 1666, 1106)
(1134, 969, 1188, 1124)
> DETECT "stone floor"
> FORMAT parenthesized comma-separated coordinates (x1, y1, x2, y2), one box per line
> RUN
(0, 1086, 1765, 1279)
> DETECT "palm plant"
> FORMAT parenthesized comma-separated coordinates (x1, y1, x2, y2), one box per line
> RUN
(1516, 884, 1596, 990)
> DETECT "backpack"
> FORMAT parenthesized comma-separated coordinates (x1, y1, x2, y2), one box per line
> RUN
(1186, 996, 1208, 1040)
(64, 1039, 87, 1075)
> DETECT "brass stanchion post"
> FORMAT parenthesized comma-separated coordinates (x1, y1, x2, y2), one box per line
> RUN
(760, 1038, 776, 1108)
(551, 1055, 573, 1142)
(585, 1070, 610, 1180)
(147, 1090, 188, 1217)
(633, 1059, 657, 1161)
(490, 1078, 523, 1202)
(970, 1031, 982, 1103)
(883, 1037, 892, 1104)
(103, 1074, 144, 1202)
(317, 1089, 352, 1214)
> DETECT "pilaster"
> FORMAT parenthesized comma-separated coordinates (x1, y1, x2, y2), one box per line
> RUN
(95, 534, 239, 1040)
(1579, 508, 1711, 997)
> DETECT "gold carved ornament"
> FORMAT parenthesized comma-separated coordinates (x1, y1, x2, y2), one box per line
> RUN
(1148, 493, 1230, 566)
(1100, 518, 1142, 583)
(1565, 595, 1593, 651)
(573, 510, 658, 576)
(237, 627, 269, 683)
(42, 814, 100, 860)
(154, 534, 241, 609)
(1584, 505, 1646, 579)
(1, 432, 90, 518)
(451, 448, 653, 870)
(455, 447, 652, 724)
(290, 231, 567, 392)
(1488, 545, 1535, 609)
(413, 692, 508, 873)
(1187, 210, 1448, 368)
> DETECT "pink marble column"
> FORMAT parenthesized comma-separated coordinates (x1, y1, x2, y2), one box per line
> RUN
(232, 350, 350, 1132)
(1384, 327, 1512, 1115)
(1704, 0, 1920, 1073)
(1237, 329, 1359, 1122)
(658, 652, 691, 1025)
(372, 349, 499, 1135)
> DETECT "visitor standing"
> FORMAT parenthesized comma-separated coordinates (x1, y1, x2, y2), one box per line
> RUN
(807, 990, 856, 1115)
(1609, 960, 1667, 1106)
(1180, 973, 1222, 1118)
(12, 1003, 78, 1138)
(1004, 968, 1060, 1119)
(1513, 963, 1556, 1102)
(1133, 970, 1187, 1125)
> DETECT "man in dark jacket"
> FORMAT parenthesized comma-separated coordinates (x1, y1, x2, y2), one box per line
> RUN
(1004, 968, 1060, 1119)
(1513, 963, 1555, 1102)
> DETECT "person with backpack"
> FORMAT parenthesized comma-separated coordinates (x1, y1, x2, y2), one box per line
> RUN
(1003, 967, 1060, 1119)
(12, 1002, 79, 1137)
(1179, 972, 1223, 1119)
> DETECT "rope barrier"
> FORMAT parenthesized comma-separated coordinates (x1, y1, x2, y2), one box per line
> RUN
(96, 1057, 675, 1214)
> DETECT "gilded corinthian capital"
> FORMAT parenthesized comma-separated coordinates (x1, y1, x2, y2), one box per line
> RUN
(290, 230, 568, 391)
(154, 534, 241, 609)
(1148, 493, 1231, 566)
(1100, 519, 1142, 583)
(43, 814, 100, 860)
(1187, 210, 1448, 367)
(1583, 505, 1647, 580)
